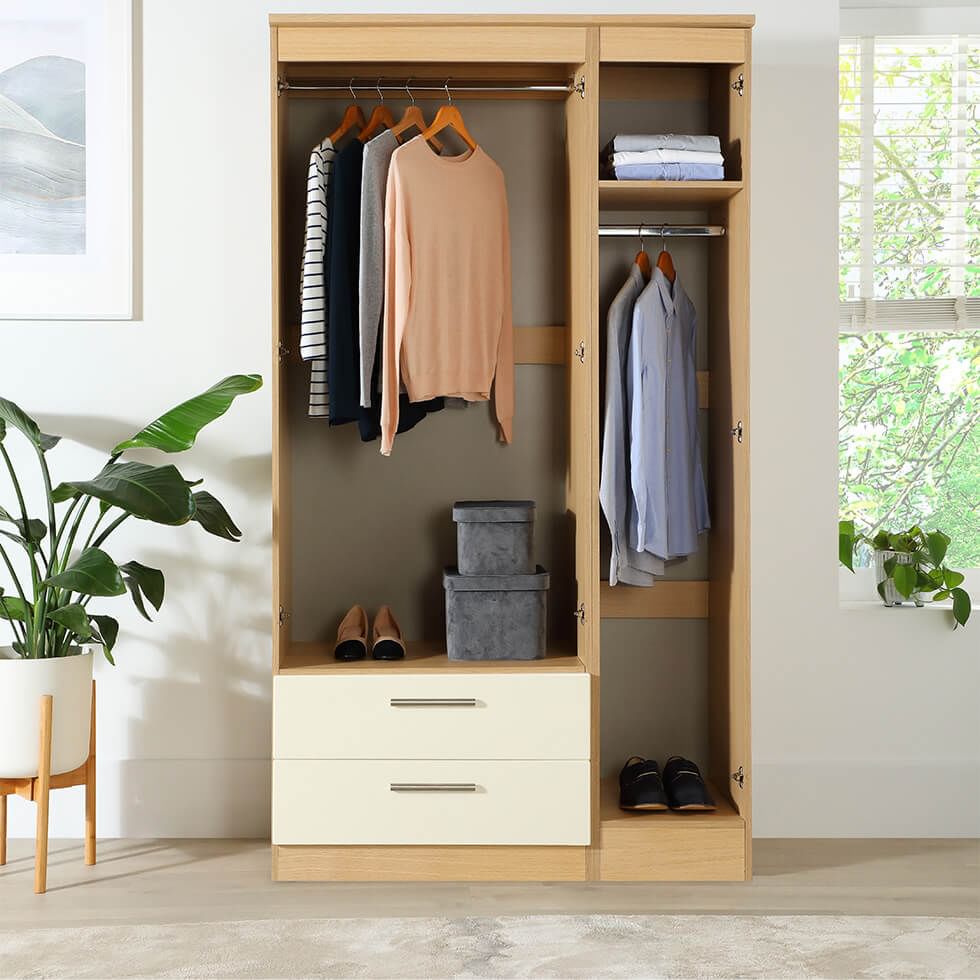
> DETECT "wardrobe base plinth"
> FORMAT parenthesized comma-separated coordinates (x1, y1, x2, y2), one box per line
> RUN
(272, 844, 590, 882)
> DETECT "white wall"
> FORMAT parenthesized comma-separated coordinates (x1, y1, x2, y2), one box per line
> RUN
(3, 0, 976, 840)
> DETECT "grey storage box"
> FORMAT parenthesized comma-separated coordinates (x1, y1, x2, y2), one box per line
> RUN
(453, 500, 536, 576)
(444, 566, 549, 661)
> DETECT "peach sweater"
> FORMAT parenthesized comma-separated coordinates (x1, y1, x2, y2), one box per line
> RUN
(381, 137, 513, 455)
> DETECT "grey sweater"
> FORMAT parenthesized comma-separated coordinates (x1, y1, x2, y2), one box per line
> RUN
(357, 130, 399, 408)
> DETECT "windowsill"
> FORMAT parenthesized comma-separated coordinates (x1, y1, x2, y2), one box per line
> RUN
(840, 598, 980, 612)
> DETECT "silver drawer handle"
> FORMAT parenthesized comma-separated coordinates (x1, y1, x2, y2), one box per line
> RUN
(389, 698, 478, 707)
(390, 782, 478, 793)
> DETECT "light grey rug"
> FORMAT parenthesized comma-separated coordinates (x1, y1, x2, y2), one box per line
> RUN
(1, 914, 977, 979)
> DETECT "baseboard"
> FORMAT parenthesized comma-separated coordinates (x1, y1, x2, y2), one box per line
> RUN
(4, 758, 271, 838)
(752, 761, 980, 837)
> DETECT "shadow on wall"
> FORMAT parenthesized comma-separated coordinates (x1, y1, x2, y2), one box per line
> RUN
(26, 411, 274, 838)
(111, 540, 271, 839)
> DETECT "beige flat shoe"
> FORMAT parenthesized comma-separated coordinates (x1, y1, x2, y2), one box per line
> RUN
(372, 606, 406, 660)
(334, 605, 368, 661)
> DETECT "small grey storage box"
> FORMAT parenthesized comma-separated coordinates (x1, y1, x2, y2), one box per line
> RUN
(444, 566, 549, 661)
(453, 500, 536, 576)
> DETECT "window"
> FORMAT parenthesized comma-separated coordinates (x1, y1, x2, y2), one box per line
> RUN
(839, 35, 979, 567)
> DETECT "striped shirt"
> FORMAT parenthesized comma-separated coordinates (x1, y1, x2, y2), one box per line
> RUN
(299, 137, 336, 418)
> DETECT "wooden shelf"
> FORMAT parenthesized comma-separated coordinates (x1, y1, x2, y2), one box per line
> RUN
(600, 580, 709, 619)
(599, 777, 746, 881)
(279, 640, 586, 674)
(599, 179, 743, 211)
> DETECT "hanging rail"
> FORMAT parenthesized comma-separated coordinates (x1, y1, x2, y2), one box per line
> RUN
(277, 76, 583, 97)
(599, 223, 726, 238)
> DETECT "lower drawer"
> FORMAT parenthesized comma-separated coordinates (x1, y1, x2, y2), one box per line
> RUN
(273, 759, 591, 846)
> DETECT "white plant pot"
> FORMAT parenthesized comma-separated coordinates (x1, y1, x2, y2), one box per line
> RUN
(874, 549, 924, 608)
(0, 648, 93, 778)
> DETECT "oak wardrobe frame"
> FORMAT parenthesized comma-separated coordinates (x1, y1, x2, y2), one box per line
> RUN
(270, 13, 752, 883)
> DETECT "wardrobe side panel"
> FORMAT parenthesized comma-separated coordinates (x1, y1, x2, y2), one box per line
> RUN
(707, 55, 751, 878)
(565, 29, 601, 870)
(271, 31, 291, 671)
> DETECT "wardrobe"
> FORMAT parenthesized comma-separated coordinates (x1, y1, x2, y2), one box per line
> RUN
(270, 14, 752, 882)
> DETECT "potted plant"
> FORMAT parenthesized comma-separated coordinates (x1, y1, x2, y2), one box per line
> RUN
(839, 520, 972, 629)
(0, 375, 261, 779)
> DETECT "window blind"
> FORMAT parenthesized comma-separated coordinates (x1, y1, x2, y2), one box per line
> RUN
(839, 35, 979, 333)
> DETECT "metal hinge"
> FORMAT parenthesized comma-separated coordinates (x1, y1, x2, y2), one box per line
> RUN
(731, 420, 744, 443)
(278, 341, 291, 363)
(278, 605, 291, 627)
(574, 340, 586, 364)
(277, 76, 289, 96)
(731, 765, 745, 789)
(573, 602, 587, 626)
(573, 74, 587, 99)
(732, 73, 745, 97)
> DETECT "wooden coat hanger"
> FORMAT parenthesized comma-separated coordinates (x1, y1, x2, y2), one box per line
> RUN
(359, 78, 396, 143)
(390, 78, 443, 151)
(419, 79, 478, 152)
(634, 223, 652, 281)
(656, 224, 676, 284)
(329, 79, 366, 145)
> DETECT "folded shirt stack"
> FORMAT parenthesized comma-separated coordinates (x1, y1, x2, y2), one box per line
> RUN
(602, 134, 725, 181)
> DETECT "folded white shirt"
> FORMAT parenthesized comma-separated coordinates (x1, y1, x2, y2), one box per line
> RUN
(610, 134, 721, 153)
(611, 149, 724, 167)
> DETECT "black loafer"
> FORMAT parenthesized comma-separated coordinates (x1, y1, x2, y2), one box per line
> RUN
(663, 756, 717, 811)
(619, 757, 669, 811)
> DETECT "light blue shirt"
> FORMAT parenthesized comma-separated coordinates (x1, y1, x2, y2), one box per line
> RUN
(628, 270, 710, 560)
(599, 264, 665, 586)
(612, 163, 725, 181)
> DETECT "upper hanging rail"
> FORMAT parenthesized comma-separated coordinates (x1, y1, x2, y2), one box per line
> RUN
(600, 224, 725, 238)
(277, 76, 585, 98)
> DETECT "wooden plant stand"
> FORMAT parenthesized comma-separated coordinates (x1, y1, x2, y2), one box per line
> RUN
(0, 681, 96, 893)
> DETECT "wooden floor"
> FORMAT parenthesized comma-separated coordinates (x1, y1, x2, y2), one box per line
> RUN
(0, 838, 976, 924)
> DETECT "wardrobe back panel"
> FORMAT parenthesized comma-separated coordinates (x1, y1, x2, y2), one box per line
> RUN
(283, 97, 573, 649)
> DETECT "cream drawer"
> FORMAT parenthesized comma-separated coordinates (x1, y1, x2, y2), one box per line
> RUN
(273, 674, 590, 760)
(272, 759, 590, 845)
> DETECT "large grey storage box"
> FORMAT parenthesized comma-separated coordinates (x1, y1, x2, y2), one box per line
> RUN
(452, 500, 536, 576)
(444, 566, 549, 661)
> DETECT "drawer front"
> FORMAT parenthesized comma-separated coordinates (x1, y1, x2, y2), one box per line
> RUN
(600, 27, 747, 64)
(274, 674, 590, 760)
(277, 26, 587, 63)
(273, 759, 591, 845)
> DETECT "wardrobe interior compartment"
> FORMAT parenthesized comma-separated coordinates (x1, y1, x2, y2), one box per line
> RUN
(274, 60, 585, 674)
(595, 51, 750, 880)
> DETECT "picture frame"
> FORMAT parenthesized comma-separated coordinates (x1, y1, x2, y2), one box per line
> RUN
(0, 0, 135, 319)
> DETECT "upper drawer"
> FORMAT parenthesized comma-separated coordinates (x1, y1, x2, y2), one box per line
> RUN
(600, 27, 747, 64)
(274, 673, 590, 760)
(277, 26, 588, 63)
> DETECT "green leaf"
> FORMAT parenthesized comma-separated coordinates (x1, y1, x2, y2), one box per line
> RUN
(190, 491, 242, 541)
(0, 511, 46, 545)
(46, 603, 94, 640)
(951, 588, 971, 628)
(120, 561, 164, 620)
(43, 548, 126, 597)
(0, 595, 27, 621)
(838, 520, 856, 572)
(63, 462, 195, 526)
(943, 569, 965, 589)
(112, 375, 262, 455)
(0, 397, 42, 447)
(39, 433, 61, 452)
(90, 615, 119, 665)
(50, 483, 80, 503)
(926, 531, 949, 567)
(933, 590, 951, 602)
(892, 563, 918, 598)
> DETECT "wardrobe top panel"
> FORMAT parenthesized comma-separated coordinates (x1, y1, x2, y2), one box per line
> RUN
(270, 15, 756, 29)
